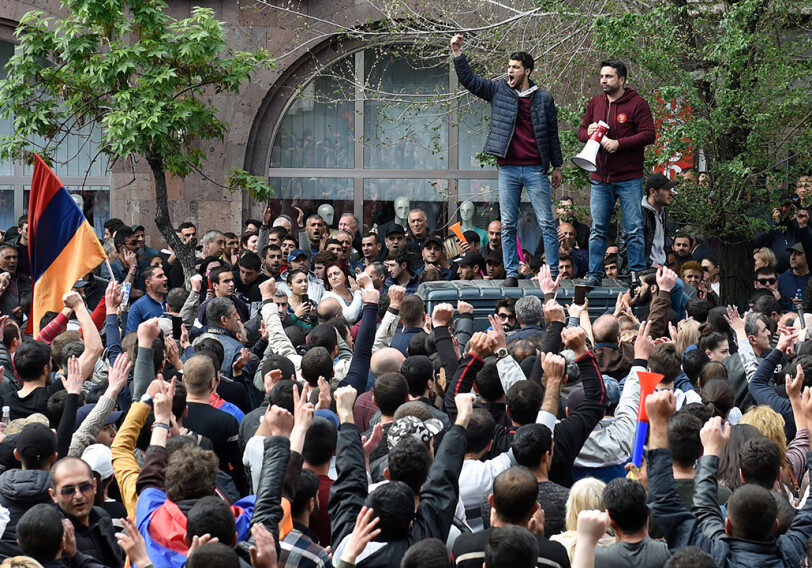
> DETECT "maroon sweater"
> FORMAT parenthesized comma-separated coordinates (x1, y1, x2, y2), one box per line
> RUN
(498, 97, 541, 166)
(577, 88, 655, 183)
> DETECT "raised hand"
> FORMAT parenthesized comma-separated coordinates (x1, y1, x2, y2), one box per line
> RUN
(634, 320, 655, 360)
(540, 352, 566, 383)
(655, 266, 678, 292)
(487, 314, 507, 351)
(537, 264, 561, 295)
(105, 280, 122, 315)
(249, 523, 278, 568)
(334, 385, 358, 424)
(106, 352, 133, 398)
(341, 506, 381, 565)
(63, 356, 84, 395)
(115, 517, 151, 567)
(561, 326, 587, 357)
(468, 331, 494, 360)
(699, 416, 730, 457)
(431, 303, 455, 327)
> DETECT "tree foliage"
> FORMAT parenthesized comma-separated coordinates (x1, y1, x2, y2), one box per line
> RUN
(262, 0, 811, 300)
(593, 0, 812, 300)
(0, 0, 275, 280)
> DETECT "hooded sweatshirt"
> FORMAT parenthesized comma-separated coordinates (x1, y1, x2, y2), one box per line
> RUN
(577, 88, 655, 183)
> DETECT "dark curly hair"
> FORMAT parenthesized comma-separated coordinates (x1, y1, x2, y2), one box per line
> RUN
(165, 445, 219, 503)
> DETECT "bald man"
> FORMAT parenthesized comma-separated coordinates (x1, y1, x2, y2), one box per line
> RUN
(354, 347, 406, 431)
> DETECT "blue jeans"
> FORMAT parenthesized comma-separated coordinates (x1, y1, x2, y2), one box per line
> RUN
(588, 178, 646, 279)
(498, 165, 558, 277)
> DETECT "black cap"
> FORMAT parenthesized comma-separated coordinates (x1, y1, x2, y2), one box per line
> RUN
(486, 248, 503, 264)
(462, 230, 481, 244)
(423, 236, 443, 249)
(386, 224, 406, 237)
(787, 243, 805, 254)
(645, 173, 677, 192)
(16, 423, 56, 463)
(458, 251, 485, 268)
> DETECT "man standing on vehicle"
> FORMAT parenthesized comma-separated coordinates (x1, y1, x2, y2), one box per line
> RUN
(579, 59, 655, 287)
(451, 33, 563, 287)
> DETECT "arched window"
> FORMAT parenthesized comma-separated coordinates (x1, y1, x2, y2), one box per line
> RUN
(264, 46, 553, 246)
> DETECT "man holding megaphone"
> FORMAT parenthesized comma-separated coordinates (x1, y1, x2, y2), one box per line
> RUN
(577, 60, 656, 288)
(451, 33, 564, 287)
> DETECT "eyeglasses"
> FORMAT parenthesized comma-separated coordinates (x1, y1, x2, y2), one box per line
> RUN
(757, 277, 777, 285)
(59, 482, 94, 497)
(495, 312, 516, 320)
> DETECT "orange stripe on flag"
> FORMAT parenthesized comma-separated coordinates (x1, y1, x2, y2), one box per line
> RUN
(31, 221, 106, 335)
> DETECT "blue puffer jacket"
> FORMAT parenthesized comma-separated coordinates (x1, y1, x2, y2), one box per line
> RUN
(453, 54, 563, 169)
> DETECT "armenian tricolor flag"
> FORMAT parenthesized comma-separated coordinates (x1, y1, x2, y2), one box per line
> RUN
(28, 154, 106, 334)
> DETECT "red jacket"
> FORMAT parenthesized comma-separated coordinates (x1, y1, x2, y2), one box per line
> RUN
(577, 88, 655, 183)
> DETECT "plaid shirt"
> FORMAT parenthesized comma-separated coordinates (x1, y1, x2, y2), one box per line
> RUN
(279, 522, 333, 568)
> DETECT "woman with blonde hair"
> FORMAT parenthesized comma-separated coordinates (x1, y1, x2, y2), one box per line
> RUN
(675, 319, 701, 356)
(550, 477, 614, 560)
(753, 247, 777, 270)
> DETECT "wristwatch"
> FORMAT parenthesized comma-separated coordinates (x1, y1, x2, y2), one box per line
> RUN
(140, 393, 153, 405)
(494, 348, 509, 360)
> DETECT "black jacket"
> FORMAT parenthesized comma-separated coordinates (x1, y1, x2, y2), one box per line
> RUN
(61, 506, 123, 568)
(648, 448, 812, 568)
(617, 199, 662, 273)
(0, 468, 53, 556)
(329, 423, 467, 567)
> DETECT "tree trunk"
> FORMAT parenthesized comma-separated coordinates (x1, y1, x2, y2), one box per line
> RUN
(718, 238, 752, 307)
(147, 155, 197, 285)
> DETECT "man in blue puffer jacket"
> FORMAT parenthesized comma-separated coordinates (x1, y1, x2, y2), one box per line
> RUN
(451, 34, 564, 286)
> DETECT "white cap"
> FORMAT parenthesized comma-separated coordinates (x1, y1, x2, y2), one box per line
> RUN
(82, 444, 114, 480)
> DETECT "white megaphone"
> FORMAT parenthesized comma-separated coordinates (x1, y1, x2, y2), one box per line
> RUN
(571, 120, 610, 172)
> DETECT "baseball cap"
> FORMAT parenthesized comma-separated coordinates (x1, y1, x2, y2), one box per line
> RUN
(485, 249, 503, 264)
(75, 404, 123, 430)
(288, 249, 309, 263)
(458, 251, 485, 268)
(385, 224, 406, 237)
(645, 173, 677, 192)
(387, 415, 444, 449)
(82, 444, 114, 480)
(423, 236, 443, 249)
(16, 423, 56, 463)
(462, 230, 481, 244)
(787, 243, 805, 254)
(314, 409, 340, 430)
(131, 224, 145, 232)
(73, 278, 89, 288)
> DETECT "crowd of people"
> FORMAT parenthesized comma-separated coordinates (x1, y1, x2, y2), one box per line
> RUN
(0, 186, 809, 568)
(0, 26, 810, 568)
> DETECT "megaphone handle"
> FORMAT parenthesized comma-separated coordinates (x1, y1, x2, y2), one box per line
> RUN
(631, 422, 648, 467)
(581, 168, 601, 186)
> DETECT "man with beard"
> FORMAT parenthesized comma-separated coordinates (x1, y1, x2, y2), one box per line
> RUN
(778, 243, 811, 311)
(361, 232, 383, 266)
(631, 268, 681, 330)
(618, 173, 676, 275)
(124, 265, 168, 334)
(302, 214, 326, 259)
(672, 234, 692, 266)
(579, 59, 655, 286)
(417, 236, 452, 280)
(533, 196, 590, 259)
(451, 34, 563, 287)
